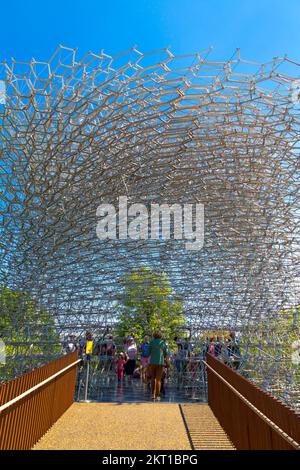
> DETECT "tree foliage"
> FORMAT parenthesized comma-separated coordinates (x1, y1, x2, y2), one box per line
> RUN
(241, 308, 299, 358)
(116, 267, 186, 342)
(0, 287, 61, 381)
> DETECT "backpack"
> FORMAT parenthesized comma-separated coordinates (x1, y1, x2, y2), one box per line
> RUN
(141, 342, 150, 357)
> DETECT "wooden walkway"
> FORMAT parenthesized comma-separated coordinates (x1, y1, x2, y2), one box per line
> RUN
(33, 403, 234, 450)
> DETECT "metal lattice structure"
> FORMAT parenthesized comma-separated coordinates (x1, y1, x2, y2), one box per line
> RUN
(0, 46, 299, 398)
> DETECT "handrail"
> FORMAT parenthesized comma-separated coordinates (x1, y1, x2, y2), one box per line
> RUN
(0, 358, 82, 414)
(203, 359, 300, 450)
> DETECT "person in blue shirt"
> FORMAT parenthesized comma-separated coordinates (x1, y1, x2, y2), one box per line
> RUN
(139, 335, 150, 381)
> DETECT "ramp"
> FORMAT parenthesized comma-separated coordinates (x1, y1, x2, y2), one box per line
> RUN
(33, 402, 234, 450)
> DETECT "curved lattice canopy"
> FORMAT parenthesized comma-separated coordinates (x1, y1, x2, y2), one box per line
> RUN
(0, 46, 299, 354)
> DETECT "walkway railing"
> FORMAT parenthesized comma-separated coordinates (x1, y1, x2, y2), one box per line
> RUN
(76, 354, 208, 403)
(205, 353, 300, 450)
(0, 352, 80, 450)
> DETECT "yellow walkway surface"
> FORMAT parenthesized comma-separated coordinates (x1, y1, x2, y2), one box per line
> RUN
(180, 404, 235, 450)
(33, 403, 234, 450)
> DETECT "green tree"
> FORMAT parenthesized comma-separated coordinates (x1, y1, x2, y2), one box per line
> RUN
(241, 307, 299, 358)
(240, 308, 300, 398)
(116, 267, 186, 343)
(0, 287, 61, 381)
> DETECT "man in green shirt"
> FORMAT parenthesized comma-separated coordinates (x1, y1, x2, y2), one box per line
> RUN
(149, 331, 167, 400)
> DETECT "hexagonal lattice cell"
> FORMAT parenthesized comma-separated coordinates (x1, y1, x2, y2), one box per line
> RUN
(0, 47, 299, 401)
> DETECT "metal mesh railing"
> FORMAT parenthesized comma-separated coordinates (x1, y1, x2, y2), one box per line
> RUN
(75, 354, 207, 403)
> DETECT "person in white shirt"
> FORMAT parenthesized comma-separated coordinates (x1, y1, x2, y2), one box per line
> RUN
(124, 337, 137, 376)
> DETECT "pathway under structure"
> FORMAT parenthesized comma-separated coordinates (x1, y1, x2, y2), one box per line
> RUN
(33, 403, 235, 451)
(1, 353, 299, 450)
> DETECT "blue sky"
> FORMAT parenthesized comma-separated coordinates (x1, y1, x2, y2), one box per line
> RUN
(0, 0, 300, 65)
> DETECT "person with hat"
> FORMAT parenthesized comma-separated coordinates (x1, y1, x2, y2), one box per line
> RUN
(124, 336, 137, 377)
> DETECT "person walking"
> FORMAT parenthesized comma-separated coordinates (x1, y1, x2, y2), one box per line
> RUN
(80, 331, 94, 360)
(106, 335, 117, 371)
(214, 336, 223, 357)
(115, 352, 127, 382)
(139, 335, 150, 381)
(124, 337, 137, 377)
(207, 337, 215, 355)
(65, 334, 77, 354)
(149, 331, 167, 401)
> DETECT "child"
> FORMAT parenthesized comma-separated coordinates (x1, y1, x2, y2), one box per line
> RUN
(116, 352, 127, 382)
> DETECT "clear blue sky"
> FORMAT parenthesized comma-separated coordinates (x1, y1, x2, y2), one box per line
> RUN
(1, 0, 300, 65)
